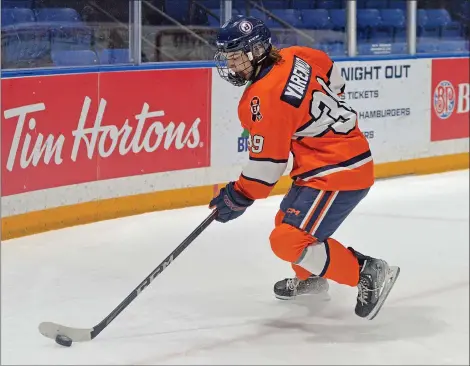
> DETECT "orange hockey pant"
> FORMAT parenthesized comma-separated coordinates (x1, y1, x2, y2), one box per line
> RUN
(269, 185, 370, 286)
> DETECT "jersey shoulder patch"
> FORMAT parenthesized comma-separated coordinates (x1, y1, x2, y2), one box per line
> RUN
(280, 55, 312, 108)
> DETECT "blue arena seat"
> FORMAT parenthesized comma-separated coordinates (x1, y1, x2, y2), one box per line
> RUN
(51, 49, 98, 66)
(12, 7, 35, 23)
(417, 9, 429, 37)
(99, 48, 131, 64)
(1, 8, 35, 26)
(425, 9, 461, 39)
(35, 8, 81, 22)
(2, 0, 32, 8)
(301, 9, 331, 29)
(377, 8, 405, 42)
(49, 25, 93, 51)
(329, 9, 346, 31)
(420, 9, 443, 38)
(357, 9, 381, 41)
(417, 9, 461, 39)
(1, 9, 17, 27)
(2, 25, 50, 63)
(2, 29, 26, 63)
(266, 9, 303, 28)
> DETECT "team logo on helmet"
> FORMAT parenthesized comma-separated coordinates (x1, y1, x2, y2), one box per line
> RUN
(433, 80, 455, 119)
(250, 96, 262, 121)
(239, 20, 253, 34)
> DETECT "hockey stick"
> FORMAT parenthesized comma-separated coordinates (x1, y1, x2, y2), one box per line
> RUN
(38, 210, 218, 343)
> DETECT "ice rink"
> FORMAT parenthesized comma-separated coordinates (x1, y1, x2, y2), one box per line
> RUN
(2, 170, 469, 365)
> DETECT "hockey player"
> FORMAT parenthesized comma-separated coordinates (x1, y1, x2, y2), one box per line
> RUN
(209, 15, 400, 320)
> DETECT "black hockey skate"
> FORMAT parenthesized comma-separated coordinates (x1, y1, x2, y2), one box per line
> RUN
(352, 249, 400, 320)
(274, 275, 329, 300)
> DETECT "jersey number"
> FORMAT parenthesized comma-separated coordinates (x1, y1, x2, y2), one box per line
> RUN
(298, 77, 357, 137)
(248, 134, 264, 154)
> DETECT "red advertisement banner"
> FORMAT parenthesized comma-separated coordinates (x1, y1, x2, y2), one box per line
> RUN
(1, 69, 211, 196)
(431, 57, 469, 141)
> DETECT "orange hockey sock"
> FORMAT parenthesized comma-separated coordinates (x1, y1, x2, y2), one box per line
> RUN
(270, 222, 360, 287)
(319, 238, 360, 287)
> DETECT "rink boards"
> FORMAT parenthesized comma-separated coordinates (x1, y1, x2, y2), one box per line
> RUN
(1, 56, 469, 240)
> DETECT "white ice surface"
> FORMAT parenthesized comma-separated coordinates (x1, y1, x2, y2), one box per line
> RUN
(2, 170, 469, 365)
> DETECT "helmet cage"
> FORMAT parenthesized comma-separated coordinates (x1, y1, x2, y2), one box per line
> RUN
(214, 32, 272, 86)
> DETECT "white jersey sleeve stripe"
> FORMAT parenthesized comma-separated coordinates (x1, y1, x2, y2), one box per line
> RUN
(242, 159, 288, 185)
(327, 62, 346, 95)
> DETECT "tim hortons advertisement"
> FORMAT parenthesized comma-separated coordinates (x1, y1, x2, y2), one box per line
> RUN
(1, 69, 211, 196)
(431, 57, 469, 141)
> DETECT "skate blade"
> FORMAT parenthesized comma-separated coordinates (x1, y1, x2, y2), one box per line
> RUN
(366, 265, 400, 320)
(275, 291, 331, 302)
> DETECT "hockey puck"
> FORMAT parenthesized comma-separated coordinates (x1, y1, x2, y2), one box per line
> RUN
(55, 334, 73, 347)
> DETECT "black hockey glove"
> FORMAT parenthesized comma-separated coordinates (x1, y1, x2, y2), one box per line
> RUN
(209, 182, 254, 223)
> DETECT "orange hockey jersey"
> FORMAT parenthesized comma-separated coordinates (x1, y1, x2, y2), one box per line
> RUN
(234, 46, 374, 200)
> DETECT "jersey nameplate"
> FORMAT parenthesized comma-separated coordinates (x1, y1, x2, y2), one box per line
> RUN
(280, 56, 312, 108)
